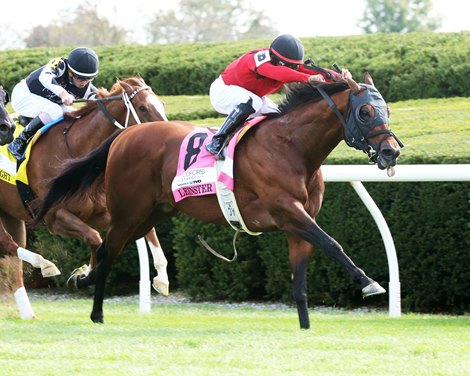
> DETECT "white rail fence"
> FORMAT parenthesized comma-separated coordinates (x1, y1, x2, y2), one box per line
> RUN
(136, 164, 470, 317)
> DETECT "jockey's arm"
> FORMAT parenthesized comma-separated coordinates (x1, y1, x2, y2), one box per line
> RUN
(256, 63, 311, 84)
(38, 59, 68, 98)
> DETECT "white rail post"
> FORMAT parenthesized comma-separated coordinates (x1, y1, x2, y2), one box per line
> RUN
(350, 181, 401, 317)
(136, 238, 151, 314)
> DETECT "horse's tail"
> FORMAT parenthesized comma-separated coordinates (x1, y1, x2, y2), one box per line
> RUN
(31, 129, 124, 227)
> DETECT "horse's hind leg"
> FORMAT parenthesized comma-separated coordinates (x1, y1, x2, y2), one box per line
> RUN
(71, 242, 112, 323)
(45, 208, 104, 283)
(287, 236, 313, 329)
(90, 228, 131, 323)
(145, 228, 169, 296)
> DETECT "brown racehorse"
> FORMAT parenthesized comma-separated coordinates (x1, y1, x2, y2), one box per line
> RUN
(34, 74, 403, 328)
(0, 76, 168, 319)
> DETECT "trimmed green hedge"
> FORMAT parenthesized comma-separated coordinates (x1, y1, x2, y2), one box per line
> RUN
(173, 182, 470, 313)
(29, 175, 469, 313)
(1, 32, 470, 101)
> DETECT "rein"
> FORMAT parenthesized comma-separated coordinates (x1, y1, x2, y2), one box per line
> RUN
(95, 85, 151, 129)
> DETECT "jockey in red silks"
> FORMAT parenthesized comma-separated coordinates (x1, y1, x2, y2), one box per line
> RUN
(206, 34, 352, 159)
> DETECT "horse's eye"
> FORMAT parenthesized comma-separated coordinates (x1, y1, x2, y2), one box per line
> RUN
(358, 106, 372, 123)
(139, 105, 148, 112)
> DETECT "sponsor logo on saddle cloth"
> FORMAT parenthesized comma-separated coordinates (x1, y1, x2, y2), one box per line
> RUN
(0, 116, 63, 210)
(171, 117, 266, 234)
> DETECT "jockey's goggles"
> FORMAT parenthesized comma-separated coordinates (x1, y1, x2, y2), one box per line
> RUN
(277, 60, 299, 70)
(69, 70, 96, 81)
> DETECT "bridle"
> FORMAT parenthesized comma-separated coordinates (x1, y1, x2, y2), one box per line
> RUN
(316, 84, 404, 163)
(64, 84, 152, 157)
(95, 85, 151, 129)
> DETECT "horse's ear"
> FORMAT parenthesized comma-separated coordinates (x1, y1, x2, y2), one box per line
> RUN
(117, 77, 131, 92)
(364, 72, 374, 87)
(345, 76, 361, 93)
(137, 73, 147, 85)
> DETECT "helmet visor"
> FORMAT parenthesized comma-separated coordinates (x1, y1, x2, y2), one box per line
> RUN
(69, 67, 97, 81)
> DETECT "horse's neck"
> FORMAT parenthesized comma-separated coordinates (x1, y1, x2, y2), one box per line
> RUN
(68, 110, 122, 154)
(285, 103, 344, 170)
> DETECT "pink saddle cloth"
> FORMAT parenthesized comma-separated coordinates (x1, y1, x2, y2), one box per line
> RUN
(171, 116, 266, 202)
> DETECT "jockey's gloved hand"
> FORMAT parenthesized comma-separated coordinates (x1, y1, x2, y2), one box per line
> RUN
(304, 58, 315, 66)
(59, 91, 75, 106)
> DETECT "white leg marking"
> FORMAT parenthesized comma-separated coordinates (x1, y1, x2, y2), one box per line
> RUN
(14, 287, 36, 319)
(17, 247, 61, 277)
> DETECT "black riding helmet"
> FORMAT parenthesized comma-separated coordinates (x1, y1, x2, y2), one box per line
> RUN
(270, 34, 304, 66)
(68, 47, 99, 80)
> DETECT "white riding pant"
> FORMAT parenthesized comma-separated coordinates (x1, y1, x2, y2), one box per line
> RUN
(11, 80, 73, 124)
(209, 76, 279, 117)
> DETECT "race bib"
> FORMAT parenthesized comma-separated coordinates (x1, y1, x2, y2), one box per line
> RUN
(254, 50, 271, 68)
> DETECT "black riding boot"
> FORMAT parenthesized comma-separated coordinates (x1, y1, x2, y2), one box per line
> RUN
(8, 116, 44, 161)
(206, 99, 255, 159)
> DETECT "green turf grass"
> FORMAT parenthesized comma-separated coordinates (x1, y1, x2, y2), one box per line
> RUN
(1, 296, 468, 376)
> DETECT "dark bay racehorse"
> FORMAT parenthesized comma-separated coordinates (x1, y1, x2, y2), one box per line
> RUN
(34, 74, 403, 328)
(0, 76, 168, 319)
(0, 85, 15, 144)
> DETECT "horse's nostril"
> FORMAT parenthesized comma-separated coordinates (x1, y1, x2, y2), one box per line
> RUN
(381, 147, 400, 160)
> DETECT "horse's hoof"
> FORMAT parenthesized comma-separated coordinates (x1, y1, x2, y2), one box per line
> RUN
(40, 260, 61, 277)
(91, 315, 104, 324)
(70, 264, 90, 277)
(67, 264, 91, 288)
(66, 274, 78, 288)
(362, 282, 386, 298)
(152, 277, 169, 297)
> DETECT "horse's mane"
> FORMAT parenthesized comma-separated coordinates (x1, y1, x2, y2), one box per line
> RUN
(275, 81, 349, 116)
(64, 77, 144, 119)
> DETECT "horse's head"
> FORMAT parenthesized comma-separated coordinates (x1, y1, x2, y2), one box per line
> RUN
(342, 73, 403, 175)
(0, 86, 15, 145)
(116, 75, 168, 123)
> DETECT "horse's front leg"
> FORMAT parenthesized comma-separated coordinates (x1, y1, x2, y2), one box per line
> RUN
(0, 255, 36, 319)
(0, 218, 60, 278)
(287, 236, 313, 329)
(1, 217, 36, 319)
(297, 220, 385, 296)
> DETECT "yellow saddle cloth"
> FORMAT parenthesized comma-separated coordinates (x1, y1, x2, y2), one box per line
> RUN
(0, 118, 40, 187)
(0, 114, 63, 214)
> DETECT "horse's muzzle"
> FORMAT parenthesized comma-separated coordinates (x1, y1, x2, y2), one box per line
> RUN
(0, 123, 15, 145)
(377, 145, 400, 170)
